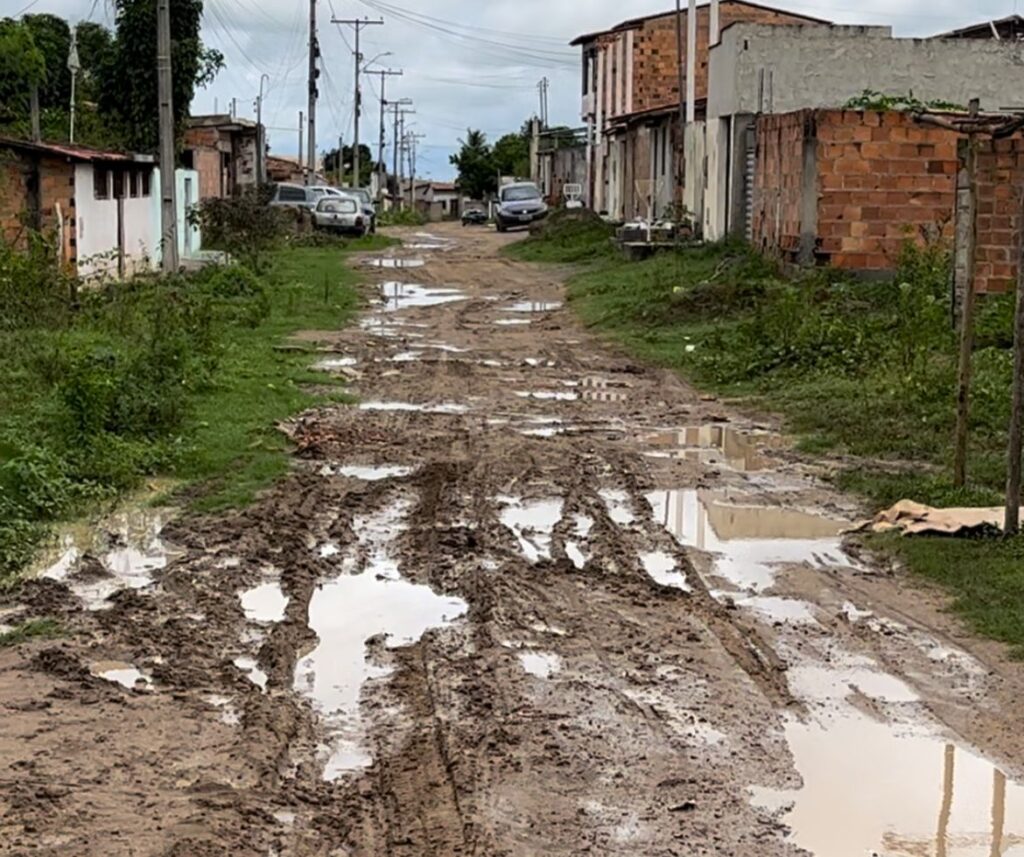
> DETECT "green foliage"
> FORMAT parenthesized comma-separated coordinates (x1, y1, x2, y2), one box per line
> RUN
(0, 232, 73, 331)
(506, 210, 614, 263)
(0, 619, 62, 646)
(99, 0, 223, 152)
(493, 132, 530, 179)
(378, 208, 428, 227)
(322, 144, 374, 188)
(0, 19, 45, 124)
(191, 186, 287, 272)
(844, 89, 965, 113)
(450, 129, 497, 199)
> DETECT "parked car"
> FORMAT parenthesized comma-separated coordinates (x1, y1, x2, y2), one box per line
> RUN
(269, 182, 319, 210)
(312, 197, 366, 236)
(495, 182, 548, 232)
(462, 207, 488, 226)
(311, 186, 377, 233)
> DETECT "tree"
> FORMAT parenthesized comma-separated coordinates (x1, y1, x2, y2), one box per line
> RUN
(323, 144, 374, 187)
(0, 20, 45, 126)
(450, 130, 496, 200)
(99, 0, 223, 152)
(21, 14, 72, 112)
(493, 132, 530, 180)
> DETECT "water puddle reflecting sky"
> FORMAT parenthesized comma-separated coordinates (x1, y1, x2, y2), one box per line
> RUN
(380, 282, 467, 311)
(642, 425, 778, 472)
(646, 488, 850, 593)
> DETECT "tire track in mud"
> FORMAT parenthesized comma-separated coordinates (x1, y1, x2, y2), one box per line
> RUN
(6, 224, 1024, 856)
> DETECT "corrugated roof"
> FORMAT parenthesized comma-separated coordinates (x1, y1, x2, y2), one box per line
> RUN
(935, 14, 1024, 38)
(0, 136, 153, 163)
(570, 0, 831, 46)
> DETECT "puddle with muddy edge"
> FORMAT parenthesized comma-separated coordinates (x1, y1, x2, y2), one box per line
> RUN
(380, 282, 467, 311)
(499, 496, 563, 564)
(504, 301, 562, 313)
(240, 582, 289, 624)
(520, 651, 561, 678)
(642, 425, 778, 472)
(365, 258, 425, 269)
(295, 498, 467, 778)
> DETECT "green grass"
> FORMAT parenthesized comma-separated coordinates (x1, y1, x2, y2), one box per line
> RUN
(509, 217, 1024, 653)
(0, 234, 394, 579)
(175, 239, 390, 511)
(0, 618, 62, 647)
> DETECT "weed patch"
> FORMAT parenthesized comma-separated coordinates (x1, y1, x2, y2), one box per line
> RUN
(0, 618, 62, 647)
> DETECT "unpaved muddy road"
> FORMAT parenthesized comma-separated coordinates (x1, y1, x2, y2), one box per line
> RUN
(3, 223, 1024, 856)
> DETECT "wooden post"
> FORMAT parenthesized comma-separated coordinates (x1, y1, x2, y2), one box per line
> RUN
(1005, 188, 1024, 534)
(953, 99, 981, 488)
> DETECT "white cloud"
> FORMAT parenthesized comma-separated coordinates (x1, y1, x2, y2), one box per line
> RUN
(20, 0, 1016, 177)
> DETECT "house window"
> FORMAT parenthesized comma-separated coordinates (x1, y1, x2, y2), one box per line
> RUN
(94, 165, 110, 199)
(129, 169, 139, 198)
(112, 167, 125, 199)
(140, 168, 151, 197)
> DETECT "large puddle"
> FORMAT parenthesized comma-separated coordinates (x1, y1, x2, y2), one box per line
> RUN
(498, 496, 563, 563)
(365, 258, 425, 269)
(504, 301, 562, 313)
(647, 488, 850, 593)
(38, 494, 180, 610)
(642, 425, 778, 472)
(295, 499, 467, 778)
(380, 282, 467, 311)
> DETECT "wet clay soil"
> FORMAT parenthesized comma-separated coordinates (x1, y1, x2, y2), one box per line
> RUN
(3, 224, 1024, 856)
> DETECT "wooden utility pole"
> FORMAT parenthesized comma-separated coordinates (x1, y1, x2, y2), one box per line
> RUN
(953, 99, 981, 488)
(306, 0, 318, 185)
(156, 0, 178, 272)
(1005, 187, 1024, 533)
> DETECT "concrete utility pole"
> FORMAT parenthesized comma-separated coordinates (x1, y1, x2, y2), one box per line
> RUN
(298, 110, 304, 175)
(537, 77, 549, 128)
(371, 67, 402, 199)
(396, 106, 415, 207)
(675, 0, 685, 127)
(686, 0, 697, 124)
(387, 99, 412, 204)
(306, 0, 319, 185)
(332, 16, 384, 188)
(710, 0, 721, 45)
(156, 0, 178, 272)
(406, 131, 425, 211)
(256, 73, 269, 185)
(1007, 188, 1024, 533)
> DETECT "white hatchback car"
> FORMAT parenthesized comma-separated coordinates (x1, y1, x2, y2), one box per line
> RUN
(312, 196, 367, 236)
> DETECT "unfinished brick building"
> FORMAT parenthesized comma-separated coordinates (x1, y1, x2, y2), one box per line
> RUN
(572, 0, 828, 220)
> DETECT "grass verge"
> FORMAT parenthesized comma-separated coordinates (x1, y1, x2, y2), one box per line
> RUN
(0, 233, 393, 581)
(0, 618, 62, 647)
(508, 212, 1024, 654)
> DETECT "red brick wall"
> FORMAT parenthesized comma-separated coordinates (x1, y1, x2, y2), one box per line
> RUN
(632, 2, 819, 115)
(752, 109, 960, 272)
(815, 110, 958, 270)
(752, 110, 808, 256)
(971, 135, 1024, 294)
(0, 151, 75, 265)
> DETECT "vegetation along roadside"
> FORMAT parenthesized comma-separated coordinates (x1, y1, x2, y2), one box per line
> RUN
(509, 212, 1024, 655)
(0, 214, 394, 586)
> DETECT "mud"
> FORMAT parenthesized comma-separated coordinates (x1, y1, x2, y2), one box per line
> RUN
(3, 223, 1024, 855)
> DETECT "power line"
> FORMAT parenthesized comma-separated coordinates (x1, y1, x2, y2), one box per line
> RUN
(14, 0, 42, 16)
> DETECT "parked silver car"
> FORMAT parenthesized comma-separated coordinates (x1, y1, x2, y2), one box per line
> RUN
(495, 182, 548, 232)
(269, 182, 319, 210)
(311, 186, 377, 233)
(312, 196, 367, 236)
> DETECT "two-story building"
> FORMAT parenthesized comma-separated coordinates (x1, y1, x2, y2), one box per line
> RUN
(572, 0, 827, 222)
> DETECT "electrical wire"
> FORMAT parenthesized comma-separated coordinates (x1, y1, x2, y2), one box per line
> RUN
(14, 0, 42, 16)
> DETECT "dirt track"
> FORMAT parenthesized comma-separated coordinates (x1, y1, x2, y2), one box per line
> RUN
(3, 223, 1024, 856)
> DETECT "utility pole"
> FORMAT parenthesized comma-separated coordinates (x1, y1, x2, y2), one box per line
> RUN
(306, 0, 320, 185)
(370, 67, 403, 199)
(406, 131, 425, 211)
(675, 0, 685, 127)
(686, 0, 697, 124)
(298, 110, 304, 176)
(256, 73, 269, 185)
(396, 106, 415, 208)
(231, 97, 237, 119)
(338, 134, 344, 185)
(1006, 186, 1024, 533)
(388, 99, 412, 205)
(156, 0, 178, 272)
(332, 16, 384, 189)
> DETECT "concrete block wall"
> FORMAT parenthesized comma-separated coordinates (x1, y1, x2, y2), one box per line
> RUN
(0, 153, 76, 266)
(753, 109, 959, 272)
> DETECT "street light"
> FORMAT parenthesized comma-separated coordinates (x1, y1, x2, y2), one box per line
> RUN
(361, 50, 393, 72)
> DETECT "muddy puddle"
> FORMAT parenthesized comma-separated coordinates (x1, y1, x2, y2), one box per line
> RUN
(498, 496, 563, 563)
(313, 356, 358, 371)
(753, 710, 1024, 855)
(647, 488, 850, 593)
(365, 258, 425, 269)
(91, 661, 153, 691)
(642, 425, 778, 471)
(295, 499, 467, 777)
(321, 464, 416, 481)
(36, 489, 180, 610)
(520, 651, 561, 678)
(359, 401, 469, 414)
(240, 582, 289, 624)
(380, 282, 467, 311)
(504, 301, 562, 313)
(494, 318, 532, 326)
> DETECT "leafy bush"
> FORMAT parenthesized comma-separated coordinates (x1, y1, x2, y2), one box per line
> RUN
(0, 232, 73, 331)
(190, 186, 287, 271)
(377, 208, 427, 227)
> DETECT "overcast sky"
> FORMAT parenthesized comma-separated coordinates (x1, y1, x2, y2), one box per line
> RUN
(14, 0, 1022, 178)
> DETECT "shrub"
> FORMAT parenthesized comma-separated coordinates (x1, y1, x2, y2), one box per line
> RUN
(190, 186, 287, 272)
